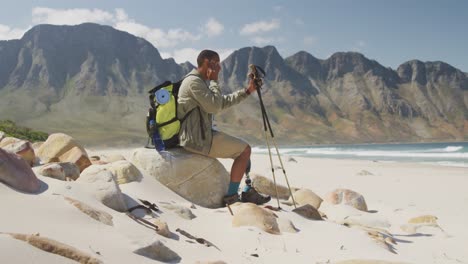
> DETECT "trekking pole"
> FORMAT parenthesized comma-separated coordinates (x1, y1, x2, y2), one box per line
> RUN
(256, 84, 281, 209)
(249, 64, 297, 209)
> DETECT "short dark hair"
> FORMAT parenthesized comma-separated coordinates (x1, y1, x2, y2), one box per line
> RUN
(197, 50, 219, 67)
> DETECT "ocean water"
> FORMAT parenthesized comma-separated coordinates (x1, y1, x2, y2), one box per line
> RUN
(252, 142, 468, 168)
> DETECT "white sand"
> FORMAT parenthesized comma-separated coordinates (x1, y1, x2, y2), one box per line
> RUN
(1, 149, 467, 264)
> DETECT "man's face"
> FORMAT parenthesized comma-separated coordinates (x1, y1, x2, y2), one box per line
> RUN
(206, 57, 221, 73)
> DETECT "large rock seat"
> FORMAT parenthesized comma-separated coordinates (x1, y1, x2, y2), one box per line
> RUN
(130, 148, 230, 208)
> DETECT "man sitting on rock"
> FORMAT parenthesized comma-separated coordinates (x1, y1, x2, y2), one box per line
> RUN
(177, 49, 271, 206)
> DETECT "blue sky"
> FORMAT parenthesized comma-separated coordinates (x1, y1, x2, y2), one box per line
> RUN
(0, 0, 467, 71)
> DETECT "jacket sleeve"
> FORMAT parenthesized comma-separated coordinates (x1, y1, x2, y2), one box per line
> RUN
(189, 78, 250, 114)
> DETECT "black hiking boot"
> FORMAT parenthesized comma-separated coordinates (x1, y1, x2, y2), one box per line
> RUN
(223, 193, 240, 206)
(241, 187, 271, 205)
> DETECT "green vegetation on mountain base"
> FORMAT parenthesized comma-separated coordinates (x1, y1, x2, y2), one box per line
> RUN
(0, 120, 49, 142)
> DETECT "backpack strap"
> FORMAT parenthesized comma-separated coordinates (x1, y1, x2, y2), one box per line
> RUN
(179, 73, 207, 140)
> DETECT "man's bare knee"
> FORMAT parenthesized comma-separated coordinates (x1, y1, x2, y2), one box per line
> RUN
(242, 145, 251, 158)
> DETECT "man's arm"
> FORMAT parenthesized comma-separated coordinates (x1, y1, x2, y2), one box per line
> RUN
(190, 78, 250, 114)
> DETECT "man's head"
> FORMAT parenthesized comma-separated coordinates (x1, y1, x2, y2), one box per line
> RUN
(197, 49, 221, 81)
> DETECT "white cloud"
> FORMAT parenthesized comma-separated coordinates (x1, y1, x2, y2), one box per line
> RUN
(114, 8, 128, 22)
(304, 36, 317, 46)
(204, 17, 224, 37)
(357, 40, 366, 47)
(30, 7, 202, 49)
(32, 7, 114, 25)
(240, 19, 280, 35)
(1, 7, 230, 63)
(0, 24, 29, 40)
(115, 21, 200, 48)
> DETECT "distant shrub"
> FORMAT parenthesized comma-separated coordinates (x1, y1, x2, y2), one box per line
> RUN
(0, 120, 48, 142)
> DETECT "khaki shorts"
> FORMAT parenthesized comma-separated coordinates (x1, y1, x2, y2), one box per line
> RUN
(209, 131, 248, 159)
(186, 131, 248, 159)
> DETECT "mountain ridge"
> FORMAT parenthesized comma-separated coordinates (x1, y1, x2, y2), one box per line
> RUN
(1, 23, 467, 146)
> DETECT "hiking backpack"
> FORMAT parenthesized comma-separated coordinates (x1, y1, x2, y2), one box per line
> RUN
(145, 75, 200, 149)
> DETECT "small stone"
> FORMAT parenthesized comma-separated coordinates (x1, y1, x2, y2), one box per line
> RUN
(103, 160, 142, 184)
(101, 154, 126, 163)
(231, 203, 280, 235)
(6, 233, 102, 264)
(153, 219, 171, 238)
(59, 162, 80, 181)
(162, 204, 196, 220)
(77, 165, 127, 212)
(38, 163, 65, 180)
(133, 239, 181, 263)
(324, 188, 368, 211)
(64, 196, 113, 226)
(251, 173, 291, 199)
(288, 188, 323, 209)
(292, 204, 322, 220)
(277, 217, 299, 233)
(357, 170, 374, 176)
(408, 215, 438, 225)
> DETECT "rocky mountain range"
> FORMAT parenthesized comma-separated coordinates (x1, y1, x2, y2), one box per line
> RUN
(1, 23, 467, 146)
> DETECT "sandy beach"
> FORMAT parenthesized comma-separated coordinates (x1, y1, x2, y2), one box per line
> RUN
(1, 148, 467, 264)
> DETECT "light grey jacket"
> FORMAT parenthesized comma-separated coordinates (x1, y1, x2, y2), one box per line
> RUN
(177, 69, 249, 155)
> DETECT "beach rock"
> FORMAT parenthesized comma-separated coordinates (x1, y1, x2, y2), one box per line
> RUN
(288, 188, 323, 209)
(38, 163, 66, 181)
(35, 162, 80, 181)
(103, 160, 142, 184)
(5, 233, 102, 264)
(292, 204, 323, 220)
(101, 154, 126, 163)
(59, 162, 80, 181)
(288, 156, 297, 163)
(277, 217, 299, 233)
(77, 165, 127, 212)
(0, 148, 41, 193)
(0, 131, 5, 142)
(133, 239, 181, 263)
(357, 170, 374, 176)
(162, 204, 196, 220)
(231, 203, 280, 234)
(408, 215, 438, 225)
(64, 196, 113, 226)
(89, 156, 100, 161)
(0, 137, 35, 166)
(36, 133, 91, 172)
(251, 173, 291, 199)
(319, 203, 390, 229)
(153, 219, 171, 238)
(31, 141, 44, 151)
(91, 160, 108, 165)
(324, 188, 368, 211)
(130, 148, 230, 208)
